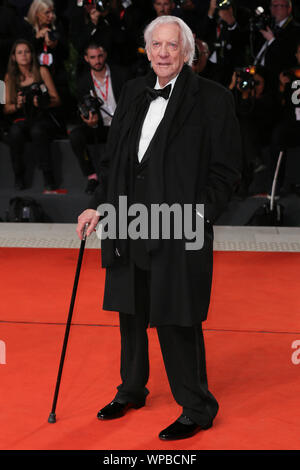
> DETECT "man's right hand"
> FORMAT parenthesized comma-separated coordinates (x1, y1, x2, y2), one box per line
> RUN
(81, 111, 99, 127)
(76, 209, 100, 240)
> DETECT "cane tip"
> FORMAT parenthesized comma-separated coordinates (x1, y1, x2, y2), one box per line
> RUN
(48, 412, 56, 423)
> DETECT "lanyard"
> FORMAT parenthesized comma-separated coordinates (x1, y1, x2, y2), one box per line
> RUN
(91, 71, 109, 102)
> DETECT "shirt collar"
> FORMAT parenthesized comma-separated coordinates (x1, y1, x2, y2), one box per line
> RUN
(92, 64, 110, 82)
(277, 16, 289, 27)
(154, 74, 179, 97)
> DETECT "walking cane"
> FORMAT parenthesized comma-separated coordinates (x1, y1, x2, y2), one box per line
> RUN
(48, 222, 89, 423)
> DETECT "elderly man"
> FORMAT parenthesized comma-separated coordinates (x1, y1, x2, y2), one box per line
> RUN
(77, 15, 241, 440)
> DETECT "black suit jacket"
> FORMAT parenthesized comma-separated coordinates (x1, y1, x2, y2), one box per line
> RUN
(254, 17, 300, 78)
(89, 65, 241, 326)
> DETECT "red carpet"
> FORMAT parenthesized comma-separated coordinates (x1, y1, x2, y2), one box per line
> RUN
(0, 248, 300, 450)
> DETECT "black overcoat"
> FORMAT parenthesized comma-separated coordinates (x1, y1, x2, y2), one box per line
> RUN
(89, 64, 241, 327)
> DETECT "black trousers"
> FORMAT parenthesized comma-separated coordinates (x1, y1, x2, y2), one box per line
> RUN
(7, 116, 57, 177)
(69, 124, 107, 177)
(114, 266, 219, 426)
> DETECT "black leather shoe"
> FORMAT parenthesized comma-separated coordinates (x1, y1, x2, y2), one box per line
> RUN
(97, 400, 145, 420)
(159, 416, 212, 441)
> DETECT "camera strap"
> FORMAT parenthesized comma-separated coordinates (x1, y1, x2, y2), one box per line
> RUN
(91, 70, 109, 102)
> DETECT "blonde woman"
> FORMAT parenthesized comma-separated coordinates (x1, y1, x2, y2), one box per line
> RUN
(4, 40, 61, 191)
(20, 0, 68, 101)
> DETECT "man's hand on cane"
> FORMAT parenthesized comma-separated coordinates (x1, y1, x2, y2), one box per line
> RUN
(77, 209, 100, 240)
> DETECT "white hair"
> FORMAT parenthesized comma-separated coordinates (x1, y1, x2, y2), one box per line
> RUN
(144, 15, 195, 66)
(25, 0, 56, 31)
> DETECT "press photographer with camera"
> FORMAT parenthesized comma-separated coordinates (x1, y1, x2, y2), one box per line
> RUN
(3, 39, 61, 191)
(201, 0, 245, 86)
(70, 0, 132, 74)
(266, 41, 300, 195)
(69, 41, 131, 194)
(19, 0, 70, 118)
(229, 64, 280, 195)
(253, 0, 300, 86)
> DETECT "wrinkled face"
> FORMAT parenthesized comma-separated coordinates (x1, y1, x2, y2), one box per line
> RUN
(14, 43, 32, 67)
(147, 23, 188, 87)
(270, 1, 291, 23)
(37, 5, 55, 26)
(153, 0, 174, 16)
(84, 46, 107, 72)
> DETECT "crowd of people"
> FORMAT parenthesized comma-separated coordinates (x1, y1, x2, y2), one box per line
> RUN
(1, 0, 300, 197)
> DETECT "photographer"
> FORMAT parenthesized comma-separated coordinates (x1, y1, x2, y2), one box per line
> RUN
(70, 0, 128, 74)
(253, 0, 300, 87)
(267, 41, 300, 194)
(201, 0, 246, 86)
(69, 41, 130, 194)
(20, 0, 70, 118)
(229, 65, 280, 196)
(192, 38, 222, 82)
(3, 39, 61, 191)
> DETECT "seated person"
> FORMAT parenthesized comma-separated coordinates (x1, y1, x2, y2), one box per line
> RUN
(69, 41, 131, 194)
(3, 39, 61, 191)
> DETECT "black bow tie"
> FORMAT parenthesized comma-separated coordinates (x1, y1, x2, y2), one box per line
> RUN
(145, 84, 172, 101)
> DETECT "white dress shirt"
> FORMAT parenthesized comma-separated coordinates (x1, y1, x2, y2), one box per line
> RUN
(137, 75, 178, 162)
(92, 65, 116, 126)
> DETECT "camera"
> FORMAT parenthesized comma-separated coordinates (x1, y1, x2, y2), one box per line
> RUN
(77, 0, 110, 12)
(20, 82, 50, 109)
(78, 93, 103, 119)
(235, 66, 258, 91)
(216, 0, 232, 10)
(251, 6, 275, 31)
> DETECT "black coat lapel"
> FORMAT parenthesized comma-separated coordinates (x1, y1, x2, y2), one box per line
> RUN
(146, 66, 200, 203)
(166, 66, 201, 143)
